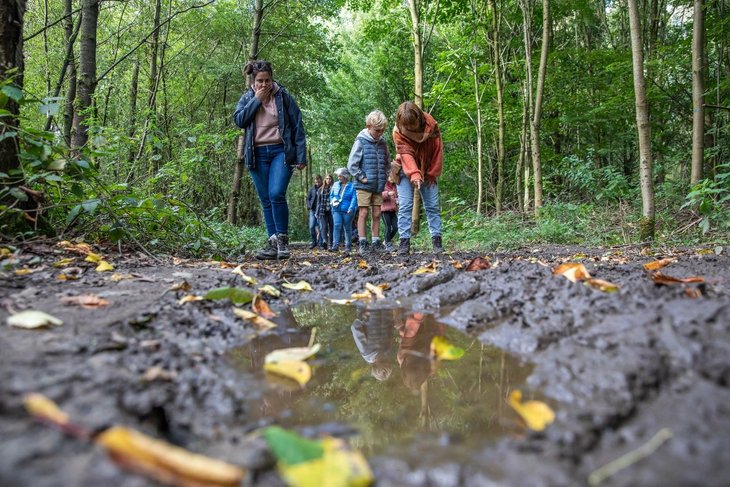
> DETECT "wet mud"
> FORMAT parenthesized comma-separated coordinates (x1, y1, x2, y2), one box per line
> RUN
(1, 241, 729, 486)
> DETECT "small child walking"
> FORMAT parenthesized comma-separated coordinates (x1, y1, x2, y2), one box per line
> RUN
(347, 110, 391, 255)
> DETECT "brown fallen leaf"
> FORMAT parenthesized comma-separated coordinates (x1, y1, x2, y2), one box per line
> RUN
(57, 273, 79, 281)
(642, 258, 676, 271)
(649, 271, 705, 285)
(684, 287, 702, 298)
(169, 280, 192, 292)
(233, 308, 277, 331)
(553, 262, 591, 283)
(252, 295, 277, 319)
(584, 278, 620, 292)
(218, 261, 238, 269)
(60, 294, 110, 309)
(465, 256, 491, 272)
(357, 260, 369, 270)
(58, 241, 93, 255)
(450, 260, 463, 270)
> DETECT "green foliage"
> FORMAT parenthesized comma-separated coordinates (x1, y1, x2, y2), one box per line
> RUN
(683, 164, 730, 235)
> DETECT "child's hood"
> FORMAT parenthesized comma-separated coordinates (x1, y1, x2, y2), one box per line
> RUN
(357, 128, 381, 144)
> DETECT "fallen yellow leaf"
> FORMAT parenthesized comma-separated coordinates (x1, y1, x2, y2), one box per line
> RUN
(357, 260, 369, 269)
(178, 294, 203, 305)
(431, 336, 465, 361)
(96, 426, 245, 486)
(350, 290, 372, 301)
(258, 285, 281, 298)
(0, 247, 11, 258)
(23, 393, 70, 427)
(58, 241, 93, 255)
(584, 278, 620, 293)
(282, 280, 313, 292)
(95, 260, 114, 272)
(233, 308, 277, 331)
(364, 282, 385, 300)
(53, 257, 75, 268)
(264, 360, 312, 387)
(110, 273, 133, 282)
(84, 252, 102, 264)
(412, 261, 438, 275)
(553, 262, 591, 282)
(7, 310, 63, 329)
(232, 265, 258, 285)
(56, 273, 79, 281)
(507, 390, 555, 431)
(169, 280, 191, 292)
(265, 343, 321, 364)
(14, 268, 33, 275)
(278, 436, 373, 487)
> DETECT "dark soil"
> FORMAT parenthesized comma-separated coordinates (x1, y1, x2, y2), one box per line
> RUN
(1, 240, 729, 486)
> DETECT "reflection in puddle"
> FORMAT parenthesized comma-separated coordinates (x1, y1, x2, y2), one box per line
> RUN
(227, 303, 533, 455)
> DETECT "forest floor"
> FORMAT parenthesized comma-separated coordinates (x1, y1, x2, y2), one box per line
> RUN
(1, 240, 729, 487)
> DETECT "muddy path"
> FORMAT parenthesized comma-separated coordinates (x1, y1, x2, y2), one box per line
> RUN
(1, 241, 729, 486)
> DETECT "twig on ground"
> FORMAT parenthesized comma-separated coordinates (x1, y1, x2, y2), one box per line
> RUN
(588, 428, 673, 486)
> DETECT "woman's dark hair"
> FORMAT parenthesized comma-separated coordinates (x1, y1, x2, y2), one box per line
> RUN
(396, 101, 425, 132)
(244, 60, 273, 78)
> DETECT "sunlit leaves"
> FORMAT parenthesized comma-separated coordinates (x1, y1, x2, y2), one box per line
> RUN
(507, 390, 555, 432)
(7, 310, 63, 329)
(431, 336, 464, 361)
(262, 426, 373, 487)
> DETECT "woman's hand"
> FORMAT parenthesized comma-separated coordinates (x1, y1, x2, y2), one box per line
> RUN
(255, 84, 272, 102)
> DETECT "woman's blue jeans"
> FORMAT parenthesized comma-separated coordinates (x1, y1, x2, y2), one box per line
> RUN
(332, 210, 355, 249)
(249, 144, 293, 236)
(396, 174, 442, 239)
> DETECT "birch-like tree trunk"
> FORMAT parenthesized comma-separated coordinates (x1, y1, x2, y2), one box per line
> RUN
(628, 0, 655, 241)
(691, 0, 705, 185)
(71, 0, 99, 150)
(529, 0, 549, 214)
(227, 0, 263, 225)
(63, 0, 77, 146)
(407, 0, 423, 234)
(489, 0, 505, 214)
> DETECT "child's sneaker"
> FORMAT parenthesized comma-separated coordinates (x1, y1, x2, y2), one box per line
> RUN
(371, 239, 385, 253)
(358, 238, 369, 255)
(384, 241, 394, 252)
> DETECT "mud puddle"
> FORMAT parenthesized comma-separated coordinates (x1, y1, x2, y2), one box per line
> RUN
(228, 303, 534, 456)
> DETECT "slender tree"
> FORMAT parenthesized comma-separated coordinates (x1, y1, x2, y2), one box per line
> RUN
(488, 0, 505, 214)
(691, 0, 705, 185)
(71, 0, 99, 150)
(627, 0, 655, 241)
(406, 0, 424, 233)
(0, 0, 26, 186)
(63, 0, 77, 146)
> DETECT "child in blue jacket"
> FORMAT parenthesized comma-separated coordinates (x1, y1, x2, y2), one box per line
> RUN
(330, 167, 358, 254)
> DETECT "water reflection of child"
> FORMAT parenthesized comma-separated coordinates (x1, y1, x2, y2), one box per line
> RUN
(351, 309, 394, 381)
(397, 313, 445, 391)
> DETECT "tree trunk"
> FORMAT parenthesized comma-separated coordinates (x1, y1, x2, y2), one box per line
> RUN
(148, 0, 161, 111)
(628, 0, 655, 241)
(0, 0, 26, 187)
(228, 136, 246, 224)
(529, 0, 549, 214)
(691, 0, 705, 185)
(474, 62, 484, 215)
(71, 0, 99, 151)
(63, 0, 76, 146)
(44, 9, 81, 133)
(407, 0, 423, 234)
(489, 0, 505, 214)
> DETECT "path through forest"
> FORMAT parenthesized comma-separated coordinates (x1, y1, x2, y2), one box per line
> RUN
(1, 241, 729, 486)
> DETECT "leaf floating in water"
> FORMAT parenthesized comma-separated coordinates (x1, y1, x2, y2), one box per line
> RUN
(265, 343, 321, 364)
(553, 262, 591, 283)
(282, 280, 313, 292)
(264, 360, 312, 387)
(430, 336, 465, 361)
(507, 390, 555, 431)
(262, 426, 373, 487)
(7, 310, 63, 329)
(96, 426, 245, 486)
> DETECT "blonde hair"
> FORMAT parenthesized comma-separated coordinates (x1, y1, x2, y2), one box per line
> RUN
(365, 110, 387, 130)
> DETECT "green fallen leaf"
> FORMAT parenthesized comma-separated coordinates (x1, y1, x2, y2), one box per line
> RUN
(204, 287, 253, 305)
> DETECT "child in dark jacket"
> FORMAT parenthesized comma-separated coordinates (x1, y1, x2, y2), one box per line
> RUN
(347, 110, 391, 255)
